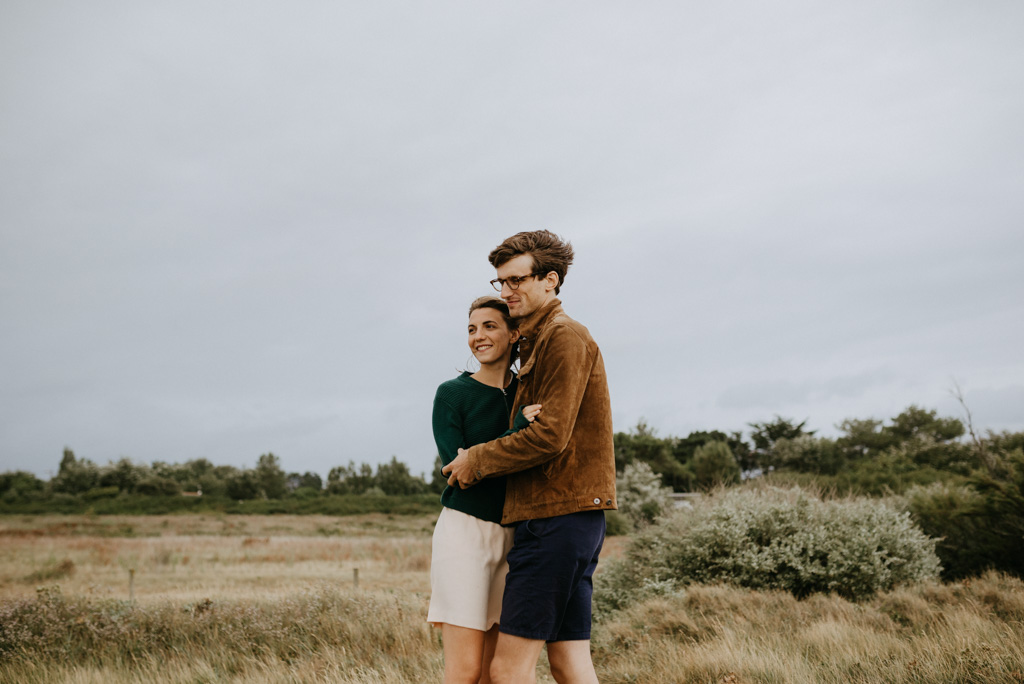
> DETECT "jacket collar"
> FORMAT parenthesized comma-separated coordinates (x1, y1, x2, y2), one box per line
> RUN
(514, 298, 562, 341)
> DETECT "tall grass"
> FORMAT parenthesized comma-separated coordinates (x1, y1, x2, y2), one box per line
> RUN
(2, 574, 1023, 683)
(0, 585, 439, 684)
(591, 572, 1024, 684)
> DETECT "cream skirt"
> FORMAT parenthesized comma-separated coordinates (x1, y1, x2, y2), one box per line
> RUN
(427, 506, 515, 631)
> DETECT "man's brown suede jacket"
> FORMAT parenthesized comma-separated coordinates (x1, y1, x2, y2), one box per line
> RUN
(463, 298, 617, 524)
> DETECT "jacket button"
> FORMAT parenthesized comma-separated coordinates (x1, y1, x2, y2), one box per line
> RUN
(593, 498, 601, 505)
(606, 499, 613, 505)
(475, 470, 483, 479)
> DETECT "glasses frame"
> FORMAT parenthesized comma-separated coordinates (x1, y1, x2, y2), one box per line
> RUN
(489, 272, 546, 292)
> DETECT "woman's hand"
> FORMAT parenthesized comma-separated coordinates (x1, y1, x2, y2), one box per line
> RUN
(522, 404, 542, 422)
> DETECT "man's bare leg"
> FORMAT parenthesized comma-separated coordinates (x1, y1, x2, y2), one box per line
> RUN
(547, 640, 598, 684)
(488, 632, 546, 684)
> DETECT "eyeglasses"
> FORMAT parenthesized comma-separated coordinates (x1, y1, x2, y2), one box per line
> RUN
(489, 272, 544, 292)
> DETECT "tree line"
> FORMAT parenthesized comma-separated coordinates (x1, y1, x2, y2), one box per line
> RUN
(0, 451, 446, 507)
(614, 404, 1008, 495)
(2, 404, 1019, 504)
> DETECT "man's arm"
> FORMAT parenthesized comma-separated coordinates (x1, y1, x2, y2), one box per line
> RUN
(444, 325, 592, 487)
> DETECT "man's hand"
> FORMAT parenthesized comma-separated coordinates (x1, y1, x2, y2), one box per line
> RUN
(441, 448, 479, 489)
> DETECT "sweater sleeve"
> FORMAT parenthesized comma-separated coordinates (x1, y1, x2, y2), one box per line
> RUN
(432, 395, 465, 467)
(499, 406, 534, 438)
(466, 324, 592, 478)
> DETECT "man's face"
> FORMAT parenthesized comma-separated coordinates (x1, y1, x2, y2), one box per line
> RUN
(496, 253, 555, 318)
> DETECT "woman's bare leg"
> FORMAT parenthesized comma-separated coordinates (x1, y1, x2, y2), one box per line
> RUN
(441, 623, 485, 684)
(478, 624, 501, 684)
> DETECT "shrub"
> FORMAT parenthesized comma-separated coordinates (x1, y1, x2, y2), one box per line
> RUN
(594, 486, 940, 612)
(904, 482, 991, 580)
(616, 461, 674, 529)
(908, 447, 1024, 580)
(603, 510, 631, 536)
(82, 486, 120, 501)
(134, 477, 180, 497)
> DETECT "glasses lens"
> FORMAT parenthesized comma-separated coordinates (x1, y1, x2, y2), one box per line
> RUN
(490, 279, 502, 292)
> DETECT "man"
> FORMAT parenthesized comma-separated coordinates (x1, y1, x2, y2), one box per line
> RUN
(442, 230, 616, 684)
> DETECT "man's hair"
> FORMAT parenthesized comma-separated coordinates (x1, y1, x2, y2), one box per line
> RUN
(488, 230, 574, 295)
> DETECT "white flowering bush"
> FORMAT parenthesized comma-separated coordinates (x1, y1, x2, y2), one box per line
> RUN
(616, 461, 674, 529)
(595, 486, 940, 613)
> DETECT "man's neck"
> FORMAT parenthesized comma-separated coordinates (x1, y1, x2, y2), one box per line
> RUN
(516, 297, 561, 336)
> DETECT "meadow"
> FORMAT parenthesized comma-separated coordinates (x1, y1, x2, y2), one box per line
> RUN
(1, 513, 1023, 683)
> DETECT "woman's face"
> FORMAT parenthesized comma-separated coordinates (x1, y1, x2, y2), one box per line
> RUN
(468, 307, 518, 367)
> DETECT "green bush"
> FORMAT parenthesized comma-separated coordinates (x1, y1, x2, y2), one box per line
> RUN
(907, 447, 1024, 580)
(616, 461, 673, 529)
(904, 482, 991, 579)
(603, 510, 632, 537)
(594, 486, 940, 613)
(82, 486, 120, 501)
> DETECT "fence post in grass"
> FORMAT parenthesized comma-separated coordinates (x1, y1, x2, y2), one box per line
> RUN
(128, 567, 135, 603)
(353, 567, 359, 590)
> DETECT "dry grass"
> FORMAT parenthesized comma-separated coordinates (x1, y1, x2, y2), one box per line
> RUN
(0, 514, 436, 604)
(592, 574, 1024, 683)
(2, 514, 1023, 683)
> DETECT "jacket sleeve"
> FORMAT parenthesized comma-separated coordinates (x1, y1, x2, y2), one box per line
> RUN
(465, 324, 592, 478)
(432, 395, 465, 468)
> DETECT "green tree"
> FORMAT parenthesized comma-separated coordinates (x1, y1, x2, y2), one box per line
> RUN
(225, 470, 261, 500)
(134, 476, 180, 496)
(98, 458, 144, 492)
(255, 453, 287, 499)
(749, 417, 814, 460)
(614, 421, 689, 491)
(326, 462, 375, 495)
(0, 470, 44, 500)
(674, 430, 754, 474)
(286, 472, 323, 492)
(692, 441, 740, 489)
(769, 435, 845, 475)
(50, 448, 100, 495)
(836, 418, 892, 460)
(375, 457, 428, 495)
(884, 405, 964, 443)
(429, 455, 447, 494)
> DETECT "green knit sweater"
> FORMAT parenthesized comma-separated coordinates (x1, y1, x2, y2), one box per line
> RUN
(432, 371, 528, 524)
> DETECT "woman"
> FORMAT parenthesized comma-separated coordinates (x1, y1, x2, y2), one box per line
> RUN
(428, 296, 541, 684)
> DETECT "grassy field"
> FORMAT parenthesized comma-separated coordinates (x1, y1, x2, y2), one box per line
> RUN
(1, 514, 1022, 683)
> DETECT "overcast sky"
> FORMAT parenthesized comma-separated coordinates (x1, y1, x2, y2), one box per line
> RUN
(2, 1, 1022, 481)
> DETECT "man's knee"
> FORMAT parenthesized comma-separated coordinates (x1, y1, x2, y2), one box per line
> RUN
(488, 660, 534, 684)
(488, 633, 543, 684)
(547, 640, 597, 684)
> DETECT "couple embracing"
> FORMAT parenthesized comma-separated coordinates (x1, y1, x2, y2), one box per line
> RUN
(429, 230, 617, 684)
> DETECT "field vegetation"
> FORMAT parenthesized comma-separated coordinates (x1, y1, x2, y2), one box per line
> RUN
(2, 506, 1023, 683)
(2, 403, 1023, 681)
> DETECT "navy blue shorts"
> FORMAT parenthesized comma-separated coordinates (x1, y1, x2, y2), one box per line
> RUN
(499, 510, 606, 642)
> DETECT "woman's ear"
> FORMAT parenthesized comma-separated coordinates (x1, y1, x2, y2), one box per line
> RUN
(510, 330, 520, 344)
